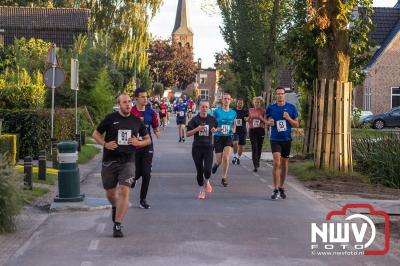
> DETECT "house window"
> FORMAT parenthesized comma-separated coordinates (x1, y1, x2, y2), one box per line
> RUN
(200, 89, 209, 100)
(392, 87, 400, 108)
(364, 88, 372, 111)
(0, 29, 4, 47)
(200, 73, 207, 84)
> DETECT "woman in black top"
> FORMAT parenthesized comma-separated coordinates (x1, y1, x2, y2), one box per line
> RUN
(186, 100, 218, 200)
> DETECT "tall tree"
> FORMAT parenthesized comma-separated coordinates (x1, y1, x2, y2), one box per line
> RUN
(148, 39, 198, 91)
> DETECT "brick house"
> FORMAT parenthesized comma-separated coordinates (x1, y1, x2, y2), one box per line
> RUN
(0, 6, 90, 48)
(185, 68, 220, 104)
(354, 2, 400, 114)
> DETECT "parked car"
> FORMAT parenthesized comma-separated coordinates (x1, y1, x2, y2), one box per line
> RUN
(362, 107, 400, 129)
(358, 111, 373, 124)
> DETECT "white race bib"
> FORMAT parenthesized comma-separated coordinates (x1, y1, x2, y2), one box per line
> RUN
(277, 120, 287, 132)
(199, 125, 209, 137)
(161, 109, 166, 114)
(221, 125, 230, 134)
(235, 119, 242, 127)
(118, 130, 131, 145)
(252, 119, 260, 127)
(179, 111, 184, 117)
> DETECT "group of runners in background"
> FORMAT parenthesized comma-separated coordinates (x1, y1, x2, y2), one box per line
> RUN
(92, 86, 298, 237)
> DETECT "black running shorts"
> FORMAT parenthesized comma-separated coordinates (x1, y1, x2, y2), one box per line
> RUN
(233, 131, 246, 146)
(101, 161, 135, 189)
(270, 141, 292, 158)
(214, 136, 233, 153)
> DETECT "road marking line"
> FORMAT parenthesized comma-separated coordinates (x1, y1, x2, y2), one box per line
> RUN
(81, 262, 92, 266)
(216, 222, 225, 228)
(253, 173, 259, 177)
(259, 178, 267, 183)
(96, 223, 106, 234)
(268, 185, 274, 189)
(88, 239, 99, 251)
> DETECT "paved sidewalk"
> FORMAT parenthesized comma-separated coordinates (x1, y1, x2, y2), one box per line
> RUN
(0, 145, 103, 266)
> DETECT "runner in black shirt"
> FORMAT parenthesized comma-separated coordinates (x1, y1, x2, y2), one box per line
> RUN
(232, 98, 249, 165)
(92, 94, 151, 238)
(186, 100, 218, 200)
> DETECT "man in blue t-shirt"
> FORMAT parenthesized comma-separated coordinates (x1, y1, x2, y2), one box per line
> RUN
(265, 87, 299, 200)
(174, 98, 188, 142)
(211, 93, 237, 187)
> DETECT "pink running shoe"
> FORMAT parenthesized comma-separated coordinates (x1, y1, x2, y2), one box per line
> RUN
(205, 182, 213, 193)
(198, 191, 206, 200)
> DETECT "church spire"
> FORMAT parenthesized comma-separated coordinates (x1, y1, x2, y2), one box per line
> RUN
(172, 0, 193, 47)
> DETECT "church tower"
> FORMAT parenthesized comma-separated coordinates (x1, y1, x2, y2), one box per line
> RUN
(172, 0, 193, 48)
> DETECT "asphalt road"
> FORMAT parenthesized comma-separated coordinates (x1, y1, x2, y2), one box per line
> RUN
(7, 119, 400, 266)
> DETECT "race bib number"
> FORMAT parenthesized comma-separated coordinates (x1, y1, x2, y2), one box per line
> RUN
(118, 130, 131, 145)
(252, 119, 260, 127)
(277, 120, 287, 132)
(179, 111, 184, 117)
(235, 119, 242, 127)
(221, 125, 230, 134)
(199, 125, 209, 137)
(161, 109, 166, 114)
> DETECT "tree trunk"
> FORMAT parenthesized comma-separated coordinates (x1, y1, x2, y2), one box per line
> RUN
(263, 0, 280, 103)
(313, 0, 353, 172)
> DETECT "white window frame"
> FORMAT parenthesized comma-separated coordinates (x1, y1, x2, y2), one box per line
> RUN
(391, 87, 400, 108)
(200, 89, 209, 100)
(364, 87, 372, 111)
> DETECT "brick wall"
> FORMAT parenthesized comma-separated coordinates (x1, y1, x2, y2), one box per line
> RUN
(356, 33, 400, 114)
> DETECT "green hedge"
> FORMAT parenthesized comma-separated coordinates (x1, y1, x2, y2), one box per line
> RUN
(0, 134, 17, 165)
(0, 154, 22, 233)
(0, 108, 94, 159)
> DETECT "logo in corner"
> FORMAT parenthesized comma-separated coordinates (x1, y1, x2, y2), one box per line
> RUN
(310, 204, 390, 256)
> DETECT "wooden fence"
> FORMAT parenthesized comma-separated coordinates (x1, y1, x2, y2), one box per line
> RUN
(310, 79, 353, 172)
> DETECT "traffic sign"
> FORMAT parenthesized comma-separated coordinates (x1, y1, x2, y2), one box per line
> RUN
(43, 67, 66, 88)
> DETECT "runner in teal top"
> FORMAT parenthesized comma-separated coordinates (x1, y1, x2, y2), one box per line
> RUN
(213, 107, 237, 137)
(211, 93, 237, 187)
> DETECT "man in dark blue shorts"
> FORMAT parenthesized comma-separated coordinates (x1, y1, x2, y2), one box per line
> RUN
(266, 87, 299, 200)
(174, 98, 188, 142)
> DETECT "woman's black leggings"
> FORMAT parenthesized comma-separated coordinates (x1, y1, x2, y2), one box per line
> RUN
(191, 146, 214, 187)
(249, 128, 265, 168)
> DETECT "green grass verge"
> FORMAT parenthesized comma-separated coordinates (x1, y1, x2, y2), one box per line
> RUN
(19, 187, 50, 204)
(289, 160, 365, 182)
(15, 165, 58, 185)
(78, 145, 101, 164)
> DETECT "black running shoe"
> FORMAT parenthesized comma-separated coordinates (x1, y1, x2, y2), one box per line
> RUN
(232, 157, 237, 165)
(113, 224, 124, 238)
(212, 164, 219, 174)
(179, 138, 182, 142)
(182, 138, 185, 142)
(271, 189, 279, 200)
(221, 178, 228, 187)
(111, 206, 116, 223)
(130, 179, 137, 188)
(237, 158, 240, 165)
(140, 200, 151, 209)
(253, 168, 258, 172)
(278, 188, 287, 199)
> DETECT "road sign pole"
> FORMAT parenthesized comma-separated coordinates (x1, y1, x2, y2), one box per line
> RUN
(51, 65, 56, 139)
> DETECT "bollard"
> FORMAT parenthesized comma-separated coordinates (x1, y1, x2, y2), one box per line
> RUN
(75, 134, 81, 152)
(38, 150, 47, 180)
(54, 141, 84, 202)
(80, 130, 86, 146)
(51, 138, 58, 170)
(24, 156, 33, 190)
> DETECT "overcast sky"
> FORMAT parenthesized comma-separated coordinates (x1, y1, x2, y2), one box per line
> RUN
(149, 0, 399, 68)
